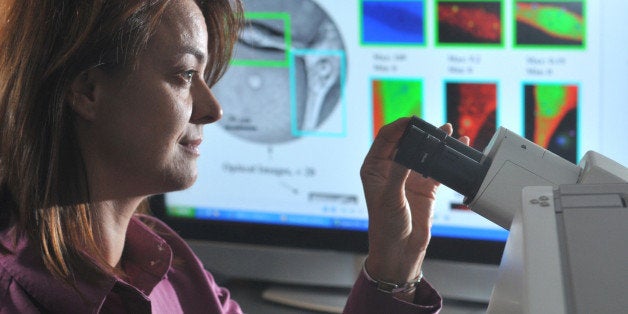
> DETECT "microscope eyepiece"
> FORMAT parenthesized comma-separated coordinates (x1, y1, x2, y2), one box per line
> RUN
(394, 116, 490, 201)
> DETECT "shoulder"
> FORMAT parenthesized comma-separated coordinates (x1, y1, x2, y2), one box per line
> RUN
(0, 261, 10, 305)
(0, 246, 44, 313)
(0, 228, 33, 311)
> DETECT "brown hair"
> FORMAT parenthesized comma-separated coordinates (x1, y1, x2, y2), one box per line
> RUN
(0, 0, 242, 283)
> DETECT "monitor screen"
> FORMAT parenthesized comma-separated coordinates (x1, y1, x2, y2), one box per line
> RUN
(153, 0, 628, 289)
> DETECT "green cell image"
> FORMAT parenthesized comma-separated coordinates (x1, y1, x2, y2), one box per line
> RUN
(372, 79, 423, 137)
(515, 1, 586, 48)
(524, 83, 579, 162)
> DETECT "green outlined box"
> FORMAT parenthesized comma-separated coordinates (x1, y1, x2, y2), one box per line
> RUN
(435, 0, 505, 48)
(514, 0, 586, 49)
(231, 12, 292, 67)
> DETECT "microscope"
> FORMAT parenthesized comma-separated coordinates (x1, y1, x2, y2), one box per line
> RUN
(395, 116, 628, 314)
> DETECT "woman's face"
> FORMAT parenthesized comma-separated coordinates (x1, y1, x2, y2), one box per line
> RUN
(82, 0, 221, 199)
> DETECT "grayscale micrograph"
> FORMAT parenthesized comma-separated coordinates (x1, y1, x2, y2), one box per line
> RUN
(212, 0, 346, 144)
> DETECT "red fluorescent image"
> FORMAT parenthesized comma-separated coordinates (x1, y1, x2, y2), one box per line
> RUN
(446, 82, 497, 151)
(438, 1, 502, 44)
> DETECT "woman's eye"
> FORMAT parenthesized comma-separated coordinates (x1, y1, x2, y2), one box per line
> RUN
(181, 70, 196, 83)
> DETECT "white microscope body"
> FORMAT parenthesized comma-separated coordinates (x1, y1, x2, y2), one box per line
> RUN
(394, 117, 628, 313)
(468, 128, 628, 314)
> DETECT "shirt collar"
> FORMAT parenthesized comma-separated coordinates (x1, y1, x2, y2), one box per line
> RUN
(122, 216, 173, 295)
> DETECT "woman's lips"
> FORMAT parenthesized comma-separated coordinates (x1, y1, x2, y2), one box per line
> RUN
(179, 138, 202, 156)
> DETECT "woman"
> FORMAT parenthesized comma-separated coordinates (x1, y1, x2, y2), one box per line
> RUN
(0, 0, 455, 313)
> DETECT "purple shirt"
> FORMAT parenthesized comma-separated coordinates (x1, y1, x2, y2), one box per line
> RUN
(0, 215, 441, 313)
(344, 270, 442, 314)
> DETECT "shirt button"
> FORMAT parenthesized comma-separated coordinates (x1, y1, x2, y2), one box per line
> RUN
(150, 260, 159, 267)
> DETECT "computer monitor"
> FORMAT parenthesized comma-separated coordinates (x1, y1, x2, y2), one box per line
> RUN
(151, 0, 628, 310)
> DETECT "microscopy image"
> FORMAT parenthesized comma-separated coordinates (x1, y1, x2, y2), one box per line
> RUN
(372, 79, 423, 138)
(232, 12, 291, 66)
(437, 1, 502, 45)
(212, 0, 346, 144)
(446, 82, 497, 151)
(515, 1, 584, 47)
(361, 0, 425, 45)
(525, 84, 578, 162)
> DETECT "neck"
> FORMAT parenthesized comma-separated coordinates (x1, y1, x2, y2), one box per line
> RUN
(90, 198, 143, 268)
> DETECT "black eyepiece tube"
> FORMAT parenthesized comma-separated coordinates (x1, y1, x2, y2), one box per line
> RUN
(408, 116, 485, 163)
(393, 116, 489, 200)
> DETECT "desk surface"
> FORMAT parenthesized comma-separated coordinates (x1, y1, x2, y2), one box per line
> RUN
(223, 280, 488, 314)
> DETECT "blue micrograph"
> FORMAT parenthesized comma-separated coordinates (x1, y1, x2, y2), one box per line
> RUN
(362, 0, 425, 45)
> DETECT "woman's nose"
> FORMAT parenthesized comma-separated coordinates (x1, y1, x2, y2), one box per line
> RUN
(190, 79, 222, 124)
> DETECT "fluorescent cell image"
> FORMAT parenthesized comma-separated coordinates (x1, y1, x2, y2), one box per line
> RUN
(446, 82, 497, 151)
(437, 1, 502, 45)
(525, 84, 578, 162)
(515, 1, 584, 47)
(362, 0, 425, 45)
(372, 79, 423, 137)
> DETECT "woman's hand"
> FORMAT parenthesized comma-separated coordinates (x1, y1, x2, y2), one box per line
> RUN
(360, 117, 468, 298)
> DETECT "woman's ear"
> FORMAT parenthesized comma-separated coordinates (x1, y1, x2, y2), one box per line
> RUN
(67, 68, 104, 121)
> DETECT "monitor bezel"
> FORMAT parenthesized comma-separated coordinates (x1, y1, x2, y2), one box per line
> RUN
(150, 194, 504, 265)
